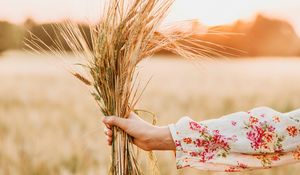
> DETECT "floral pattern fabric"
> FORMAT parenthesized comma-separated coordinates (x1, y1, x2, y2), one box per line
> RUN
(168, 107, 300, 172)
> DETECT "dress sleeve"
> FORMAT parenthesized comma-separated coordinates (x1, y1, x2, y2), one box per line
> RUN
(168, 107, 300, 172)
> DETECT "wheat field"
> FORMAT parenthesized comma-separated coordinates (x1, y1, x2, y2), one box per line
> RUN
(1, 51, 300, 175)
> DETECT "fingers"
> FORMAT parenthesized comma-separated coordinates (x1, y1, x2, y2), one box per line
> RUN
(102, 117, 114, 146)
(104, 127, 113, 137)
(102, 114, 137, 146)
(106, 137, 112, 145)
(102, 116, 129, 132)
(104, 126, 113, 145)
(105, 124, 111, 129)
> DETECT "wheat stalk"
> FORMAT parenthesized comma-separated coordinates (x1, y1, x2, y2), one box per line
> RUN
(26, 0, 229, 174)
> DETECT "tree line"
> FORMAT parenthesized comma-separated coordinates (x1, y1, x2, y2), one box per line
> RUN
(1, 15, 300, 57)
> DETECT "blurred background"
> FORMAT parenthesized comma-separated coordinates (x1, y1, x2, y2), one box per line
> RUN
(1, 0, 300, 174)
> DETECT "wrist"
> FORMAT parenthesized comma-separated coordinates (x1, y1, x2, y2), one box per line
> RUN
(151, 126, 175, 151)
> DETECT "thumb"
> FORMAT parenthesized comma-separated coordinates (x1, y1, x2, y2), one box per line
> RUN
(103, 116, 129, 132)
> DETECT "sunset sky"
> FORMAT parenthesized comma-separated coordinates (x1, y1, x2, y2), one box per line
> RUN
(1, 0, 300, 34)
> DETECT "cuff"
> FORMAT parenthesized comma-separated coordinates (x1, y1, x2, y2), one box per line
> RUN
(168, 117, 191, 169)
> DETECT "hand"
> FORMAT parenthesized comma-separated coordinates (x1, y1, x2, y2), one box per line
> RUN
(102, 112, 175, 151)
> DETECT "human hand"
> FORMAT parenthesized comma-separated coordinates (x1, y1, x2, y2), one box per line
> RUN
(102, 112, 175, 151)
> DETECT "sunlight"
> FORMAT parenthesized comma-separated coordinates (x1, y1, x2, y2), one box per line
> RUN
(0, 0, 299, 32)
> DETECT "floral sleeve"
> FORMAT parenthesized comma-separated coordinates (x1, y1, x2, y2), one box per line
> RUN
(168, 107, 300, 172)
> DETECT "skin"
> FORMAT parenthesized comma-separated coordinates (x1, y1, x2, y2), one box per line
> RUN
(102, 112, 176, 151)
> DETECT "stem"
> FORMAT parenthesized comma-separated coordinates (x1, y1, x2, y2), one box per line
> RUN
(111, 128, 141, 175)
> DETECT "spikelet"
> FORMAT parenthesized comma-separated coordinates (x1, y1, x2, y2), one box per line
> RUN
(26, 0, 229, 174)
(72, 73, 92, 86)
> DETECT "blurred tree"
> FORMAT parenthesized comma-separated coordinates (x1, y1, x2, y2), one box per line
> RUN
(25, 22, 92, 52)
(161, 15, 300, 57)
(0, 21, 24, 53)
(23, 18, 37, 30)
(1, 16, 299, 57)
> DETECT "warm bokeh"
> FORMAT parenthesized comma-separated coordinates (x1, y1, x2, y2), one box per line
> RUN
(1, 0, 300, 56)
(1, 0, 300, 34)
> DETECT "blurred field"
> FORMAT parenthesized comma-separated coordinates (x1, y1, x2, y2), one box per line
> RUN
(1, 51, 300, 175)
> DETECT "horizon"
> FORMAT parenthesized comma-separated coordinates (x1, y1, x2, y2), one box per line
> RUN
(0, 0, 300, 34)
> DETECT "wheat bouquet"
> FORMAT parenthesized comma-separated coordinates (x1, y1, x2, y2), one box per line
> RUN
(27, 0, 223, 174)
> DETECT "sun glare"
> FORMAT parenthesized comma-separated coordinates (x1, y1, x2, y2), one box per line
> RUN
(0, 0, 299, 32)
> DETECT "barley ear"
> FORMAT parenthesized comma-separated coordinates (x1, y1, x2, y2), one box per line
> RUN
(72, 73, 92, 86)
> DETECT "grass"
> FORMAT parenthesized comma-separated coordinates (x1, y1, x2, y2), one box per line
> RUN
(1, 52, 300, 174)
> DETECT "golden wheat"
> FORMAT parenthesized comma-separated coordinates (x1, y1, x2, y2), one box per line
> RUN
(25, 0, 228, 174)
(1, 53, 300, 174)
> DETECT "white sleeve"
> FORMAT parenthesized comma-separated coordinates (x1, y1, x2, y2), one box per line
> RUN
(168, 107, 300, 172)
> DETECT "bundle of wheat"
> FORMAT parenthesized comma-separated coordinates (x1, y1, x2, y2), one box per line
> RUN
(26, 0, 226, 174)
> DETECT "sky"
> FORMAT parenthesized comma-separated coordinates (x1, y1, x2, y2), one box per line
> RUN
(0, 0, 300, 33)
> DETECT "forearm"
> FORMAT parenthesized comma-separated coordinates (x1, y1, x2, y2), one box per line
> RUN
(150, 126, 176, 150)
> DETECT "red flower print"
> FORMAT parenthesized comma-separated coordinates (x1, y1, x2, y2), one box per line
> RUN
(213, 130, 220, 135)
(272, 116, 280, 123)
(225, 162, 248, 172)
(264, 133, 273, 142)
(183, 137, 192, 144)
(238, 162, 248, 169)
(292, 146, 300, 160)
(287, 126, 298, 137)
(245, 120, 284, 152)
(189, 121, 207, 134)
(271, 155, 280, 161)
(231, 121, 237, 126)
(228, 135, 238, 142)
(256, 153, 283, 167)
(189, 152, 199, 157)
(175, 140, 182, 148)
(225, 167, 240, 172)
(189, 121, 201, 130)
(249, 116, 259, 124)
(191, 128, 237, 162)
